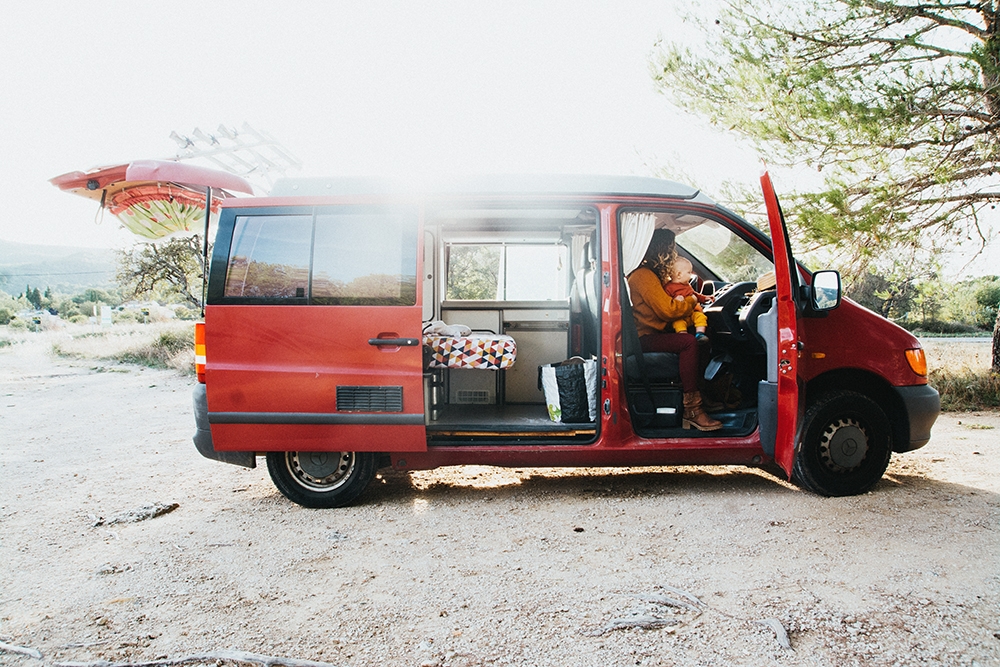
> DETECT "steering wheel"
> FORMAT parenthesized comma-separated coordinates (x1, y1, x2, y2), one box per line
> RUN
(703, 281, 757, 339)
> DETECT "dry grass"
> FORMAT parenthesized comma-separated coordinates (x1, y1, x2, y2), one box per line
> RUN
(921, 338, 993, 374)
(921, 337, 999, 411)
(51, 321, 195, 374)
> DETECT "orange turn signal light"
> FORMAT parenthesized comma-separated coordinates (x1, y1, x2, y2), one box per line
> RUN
(195, 322, 206, 383)
(905, 348, 927, 377)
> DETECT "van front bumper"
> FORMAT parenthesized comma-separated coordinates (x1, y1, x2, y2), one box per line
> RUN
(192, 384, 256, 468)
(893, 384, 940, 452)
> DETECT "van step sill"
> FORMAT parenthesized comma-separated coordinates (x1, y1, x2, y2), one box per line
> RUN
(426, 404, 594, 436)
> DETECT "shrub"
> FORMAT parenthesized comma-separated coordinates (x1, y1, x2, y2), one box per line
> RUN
(113, 325, 195, 371)
(931, 368, 1000, 411)
(174, 306, 200, 320)
(7, 317, 36, 332)
(905, 320, 983, 335)
(113, 309, 142, 324)
(0, 307, 12, 325)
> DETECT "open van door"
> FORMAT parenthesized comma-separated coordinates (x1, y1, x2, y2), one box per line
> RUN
(760, 172, 799, 478)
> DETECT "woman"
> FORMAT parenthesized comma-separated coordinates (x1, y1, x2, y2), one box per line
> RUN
(627, 229, 722, 431)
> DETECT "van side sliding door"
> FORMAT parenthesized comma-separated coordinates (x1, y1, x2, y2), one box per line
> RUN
(204, 204, 427, 453)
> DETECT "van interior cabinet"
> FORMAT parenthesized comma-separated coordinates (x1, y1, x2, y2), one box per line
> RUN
(503, 319, 570, 403)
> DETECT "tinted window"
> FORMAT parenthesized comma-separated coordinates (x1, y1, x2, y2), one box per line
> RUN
(221, 209, 417, 305)
(224, 215, 312, 298)
(312, 212, 417, 306)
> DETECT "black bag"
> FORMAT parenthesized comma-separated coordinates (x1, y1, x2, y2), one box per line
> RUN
(538, 357, 597, 423)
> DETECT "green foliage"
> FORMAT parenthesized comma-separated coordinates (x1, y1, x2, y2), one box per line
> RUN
(446, 245, 501, 300)
(113, 309, 143, 324)
(0, 306, 12, 325)
(117, 236, 207, 308)
(173, 306, 200, 321)
(7, 317, 36, 332)
(26, 286, 42, 309)
(938, 275, 1000, 328)
(653, 0, 1000, 276)
(73, 288, 121, 307)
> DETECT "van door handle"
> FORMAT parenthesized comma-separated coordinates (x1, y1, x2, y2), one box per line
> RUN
(368, 338, 420, 346)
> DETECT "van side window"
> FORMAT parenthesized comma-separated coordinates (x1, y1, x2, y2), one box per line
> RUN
(312, 212, 418, 306)
(445, 243, 568, 301)
(224, 215, 313, 298)
(220, 208, 418, 305)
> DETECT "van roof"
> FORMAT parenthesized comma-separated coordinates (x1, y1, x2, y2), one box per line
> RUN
(268, 174, 717, 203)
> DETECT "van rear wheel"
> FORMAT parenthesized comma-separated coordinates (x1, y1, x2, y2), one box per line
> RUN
(793, 391, 891, 497)
(266, 451, 377, 508)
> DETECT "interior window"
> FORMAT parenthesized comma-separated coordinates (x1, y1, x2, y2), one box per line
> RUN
(446, 243, 568, 301)
(675, 220, 773, 283)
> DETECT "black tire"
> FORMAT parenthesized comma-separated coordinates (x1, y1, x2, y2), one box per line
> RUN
(266, 451, 377, 508)
(793, 390, 892, 497)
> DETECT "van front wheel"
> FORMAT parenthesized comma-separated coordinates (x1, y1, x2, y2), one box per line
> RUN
(793, 391, 891, 497)
(266, 451, 377, 508)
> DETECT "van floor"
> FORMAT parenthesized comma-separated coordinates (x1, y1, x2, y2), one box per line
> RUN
(425, 405, 757, 441)
(427, 404, 596, 439)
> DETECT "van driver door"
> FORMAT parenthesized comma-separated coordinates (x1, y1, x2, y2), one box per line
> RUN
(760, 172, 800, 478)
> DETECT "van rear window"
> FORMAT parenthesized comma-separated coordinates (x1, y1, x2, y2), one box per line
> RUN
(221, 209, 417, 305)
(225, 215, 312, 298)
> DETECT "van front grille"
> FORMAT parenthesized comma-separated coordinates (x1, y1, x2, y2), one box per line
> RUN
(336, 386, 404, 412)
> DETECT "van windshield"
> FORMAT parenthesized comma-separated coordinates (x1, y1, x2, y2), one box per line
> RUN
(675, 220, 773, 284)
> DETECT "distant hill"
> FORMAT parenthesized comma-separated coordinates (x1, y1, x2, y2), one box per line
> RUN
(0, 240, 116, 293)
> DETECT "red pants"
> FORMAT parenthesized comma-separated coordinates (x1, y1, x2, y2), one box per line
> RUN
(638, 332, 699, 392)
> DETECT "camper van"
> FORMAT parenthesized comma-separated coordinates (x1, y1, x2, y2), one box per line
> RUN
(189, 173, 940, 508)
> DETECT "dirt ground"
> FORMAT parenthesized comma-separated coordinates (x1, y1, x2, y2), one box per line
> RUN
(1, 334, 999, 667)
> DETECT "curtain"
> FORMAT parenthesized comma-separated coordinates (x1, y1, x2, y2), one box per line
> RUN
(620, 211, 656, 275)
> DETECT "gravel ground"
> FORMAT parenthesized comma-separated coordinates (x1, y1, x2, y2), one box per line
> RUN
(1, 334, 999, 667)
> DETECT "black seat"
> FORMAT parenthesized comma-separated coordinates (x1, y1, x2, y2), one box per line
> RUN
(620, 275, 683, 429)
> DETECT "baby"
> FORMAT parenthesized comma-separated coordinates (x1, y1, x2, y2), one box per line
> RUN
(662, 256, 711, 341)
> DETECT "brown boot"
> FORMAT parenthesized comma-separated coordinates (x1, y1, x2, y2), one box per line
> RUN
(683, 391, 723, 431)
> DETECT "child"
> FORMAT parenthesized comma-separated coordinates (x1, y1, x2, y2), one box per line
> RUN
(663, 256, 711, 341)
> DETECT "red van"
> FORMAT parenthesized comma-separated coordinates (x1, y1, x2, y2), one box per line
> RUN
(191, 172, 939, 507)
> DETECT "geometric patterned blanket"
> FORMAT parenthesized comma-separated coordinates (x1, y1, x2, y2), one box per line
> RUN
(423, 334, 517, 370)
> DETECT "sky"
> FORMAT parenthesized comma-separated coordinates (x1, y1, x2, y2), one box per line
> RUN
(0, 1, 995, 276)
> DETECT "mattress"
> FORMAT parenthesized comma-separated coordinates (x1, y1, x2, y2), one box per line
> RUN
(423, 334, 517, 370)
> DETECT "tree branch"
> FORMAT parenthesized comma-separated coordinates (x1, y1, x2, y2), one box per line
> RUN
(54, 651, 338, 667)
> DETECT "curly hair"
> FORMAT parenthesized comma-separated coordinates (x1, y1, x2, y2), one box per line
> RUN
(640, 228, 677, 281)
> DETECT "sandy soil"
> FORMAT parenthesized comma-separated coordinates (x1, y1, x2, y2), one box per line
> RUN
(1, 334, 999, 667)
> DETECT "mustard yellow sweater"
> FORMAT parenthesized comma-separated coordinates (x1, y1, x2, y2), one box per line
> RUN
(627, 267, 697, 338)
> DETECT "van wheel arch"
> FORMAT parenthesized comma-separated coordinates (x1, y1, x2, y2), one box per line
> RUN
(793, 389, 892, 497)
(805, 369, 908, 452)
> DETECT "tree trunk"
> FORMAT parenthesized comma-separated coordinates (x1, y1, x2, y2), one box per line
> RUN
(993, 307, 1000, 374)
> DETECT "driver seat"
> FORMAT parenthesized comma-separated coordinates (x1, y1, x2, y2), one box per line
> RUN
(621, 278, 683, 427)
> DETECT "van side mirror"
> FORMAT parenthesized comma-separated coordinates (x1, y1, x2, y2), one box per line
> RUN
(811, 270, 841, 312)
